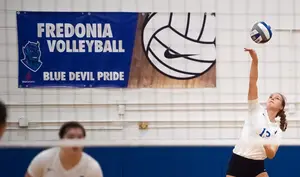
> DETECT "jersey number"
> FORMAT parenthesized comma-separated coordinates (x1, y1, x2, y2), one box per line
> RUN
(259, 128, 271, 138)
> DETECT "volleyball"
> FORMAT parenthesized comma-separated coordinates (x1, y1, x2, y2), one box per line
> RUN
(250, 22, 272, 44)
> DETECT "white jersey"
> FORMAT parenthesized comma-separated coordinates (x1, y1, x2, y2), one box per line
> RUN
(233, 99, 282, 160)
(27, 147, 103, 177)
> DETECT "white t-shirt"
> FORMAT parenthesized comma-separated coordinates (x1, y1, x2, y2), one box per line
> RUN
(233, 99, 282, 160)
(27, 147, 103, 177)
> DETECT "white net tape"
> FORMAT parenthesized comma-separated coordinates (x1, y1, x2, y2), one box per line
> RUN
(0, 138, 298, 148)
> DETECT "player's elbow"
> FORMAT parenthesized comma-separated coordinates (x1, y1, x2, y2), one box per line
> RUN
(264, 145, 279, 159)
(266, 151, 276, 159)
(267, 154, 275, 159)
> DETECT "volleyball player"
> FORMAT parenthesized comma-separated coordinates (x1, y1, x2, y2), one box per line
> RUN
(25, 121, 103, 177)
(0, 100, 7, 139)
(226, 48, 288, 177)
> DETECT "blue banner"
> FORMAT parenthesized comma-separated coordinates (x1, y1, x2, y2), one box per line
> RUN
(17, 11, 138, 88)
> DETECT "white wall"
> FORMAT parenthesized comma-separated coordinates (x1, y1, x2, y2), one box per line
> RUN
(1, 0, 300, 144)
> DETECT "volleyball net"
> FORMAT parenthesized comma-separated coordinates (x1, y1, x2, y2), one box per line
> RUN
(0, 0, 299, 149)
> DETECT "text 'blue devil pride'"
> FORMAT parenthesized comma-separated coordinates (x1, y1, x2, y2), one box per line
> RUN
(21, 41, 43, 72)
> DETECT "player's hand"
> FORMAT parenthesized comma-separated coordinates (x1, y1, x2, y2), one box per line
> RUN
(244, 48, 256, 55)
(244, 48, 258, 61)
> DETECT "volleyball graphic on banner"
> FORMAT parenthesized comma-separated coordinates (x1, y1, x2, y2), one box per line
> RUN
(142, 12, 216, 79)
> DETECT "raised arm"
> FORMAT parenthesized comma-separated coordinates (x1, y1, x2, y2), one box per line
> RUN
(245, 48, 258, 101)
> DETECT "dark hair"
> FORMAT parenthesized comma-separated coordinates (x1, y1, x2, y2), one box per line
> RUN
(0, 100, 7, 126)
(58, 121, 86, 139)
(274, 93, 287, 132)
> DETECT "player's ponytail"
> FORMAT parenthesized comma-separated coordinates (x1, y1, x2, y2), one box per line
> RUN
(276, 93, 287, 132)
(277, 110, 287, 132)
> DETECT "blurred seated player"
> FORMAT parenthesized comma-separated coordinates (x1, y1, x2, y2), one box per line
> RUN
(0, 100, 7, 139)
(25, 121, 103, 177)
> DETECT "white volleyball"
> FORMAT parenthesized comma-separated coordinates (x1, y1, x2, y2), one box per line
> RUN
(250, 21, 272, 44)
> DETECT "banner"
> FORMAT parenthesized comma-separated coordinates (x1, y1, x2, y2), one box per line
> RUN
(17, 12, 216, 88)
(17, 12, 138, 88)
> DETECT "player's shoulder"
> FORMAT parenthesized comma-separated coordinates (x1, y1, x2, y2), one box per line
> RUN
(83, 152, 101, 167)
(248, 99, 264, 113)
(82, 152, 103, 176)
(248, 99, 263, 108)
(35, 147, 59, 159)
(29, 147, 58, 170)
(248, 99, 259, 104)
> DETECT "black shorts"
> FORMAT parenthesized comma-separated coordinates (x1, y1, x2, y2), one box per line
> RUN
(226, 153, 266, 177)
